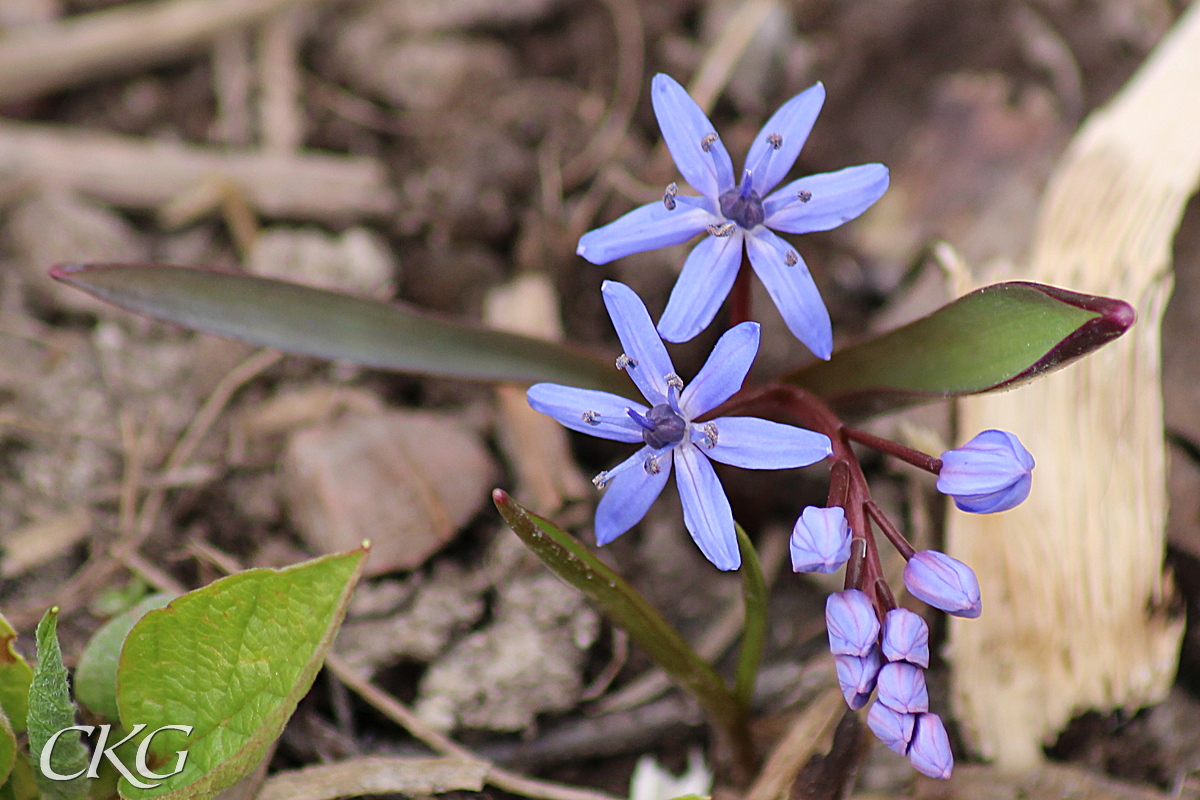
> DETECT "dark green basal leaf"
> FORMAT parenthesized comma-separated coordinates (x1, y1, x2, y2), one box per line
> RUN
(51, 264, 631, 397)
(492, 491, 742, 734)
(785, 282, 1135, 418)
(75, 594, 175, 722)
(28, 609, 91, 800)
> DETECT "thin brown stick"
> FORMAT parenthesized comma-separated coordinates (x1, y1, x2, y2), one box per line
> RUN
(325, 655, 624, 800)
(257, 9, 307, 153)
(133, 349, 281, 542)
(0, 122, 396, 221)
(560, 0, 644, 189)
(0, 0, 344, 103)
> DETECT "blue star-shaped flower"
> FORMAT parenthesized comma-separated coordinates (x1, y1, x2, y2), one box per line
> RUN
(527, 281, 832, 570)
(576, 73, 890, 359)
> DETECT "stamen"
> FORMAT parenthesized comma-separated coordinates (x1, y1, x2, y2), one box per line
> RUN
(706, 222, 737, 237)
(797, 189, 812, 203)
(582, 410, 601, 425)
(663, 182, 678, 211)
(664, 373, 684, 391)
(616, 353, 638, 371)
(785, 251, 798, 267)
(592, 471, 611, 489)
(700, 132, 718, 152)
(644, 455, 661, 475)
(627, 408, 656, 432)
(767, 132, 783, 150)
(702, 422, 719, 449)
(739, 169, 754, 200)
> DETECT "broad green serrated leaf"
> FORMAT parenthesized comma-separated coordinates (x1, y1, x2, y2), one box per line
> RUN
(0, 612, 32, 733)
(0, 706, 13, 786)
(51, 264, 630, 396)
(116, 548, 367, 800)
(492, 491, 743, 739)
(75, 594, 174, 722)
(29, 609, 91, 800)
(785, 282, 1134, 418)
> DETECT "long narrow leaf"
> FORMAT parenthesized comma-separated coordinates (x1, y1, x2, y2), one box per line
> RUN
(492, 491, 744, 739)
(51, 264, 631, 396)
(785, 282, 1134, 418)
(731, 525, 766, 713)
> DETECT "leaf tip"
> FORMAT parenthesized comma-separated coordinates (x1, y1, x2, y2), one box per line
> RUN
(492, 488, 510, 507)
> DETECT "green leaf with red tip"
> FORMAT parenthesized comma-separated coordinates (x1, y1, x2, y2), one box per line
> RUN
(50, 264, 630, 396)
(492, 491, 743, 737)
(784, 282, 1135, 418)
(115, 548, 366, 800)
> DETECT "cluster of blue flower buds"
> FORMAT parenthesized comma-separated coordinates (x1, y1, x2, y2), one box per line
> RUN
(791, 427, 1034, 776)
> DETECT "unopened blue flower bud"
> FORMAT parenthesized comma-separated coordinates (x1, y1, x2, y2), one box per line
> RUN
(937, 429, 1034, 514)
(876, 662, 929, 714)
(904, 550, 982, 618)
(881, 608, 930, 667)
(834, 647, 882, 710)
(908, 713, 954, 779)
(826, 589, 880, 657)
(867, 701, 915, 756)
(790, 506, 851, 574)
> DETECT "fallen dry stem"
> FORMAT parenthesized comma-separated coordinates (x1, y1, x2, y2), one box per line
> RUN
(0, 122, 396, 221)
(0, 0, 344, 103)
(325, 654, 625, 800)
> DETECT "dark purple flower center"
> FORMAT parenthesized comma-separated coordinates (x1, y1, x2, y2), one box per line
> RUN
(719, 170, 764, 229)
(629, 403, 687, 449)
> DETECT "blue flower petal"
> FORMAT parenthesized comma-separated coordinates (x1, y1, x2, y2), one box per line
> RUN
(674, 445, 738, 570)
(526, 383, 647, 442)
(577, 196, 717, 265)
(595, 446, 672, 545)
(937, 430, 1035, 514)
(701, 417, 831, 469)
(657, 229, 745, 343)
(867, 701, 916, 756)
(764, 164, 889, 234)
(744, 228, 833, 359)
(908, 714, 954, 780)
(651, 73, 736, 199)
(679, 321, 759, 416)
(744, 82, 825, 196)
(601, 280, 678, 404)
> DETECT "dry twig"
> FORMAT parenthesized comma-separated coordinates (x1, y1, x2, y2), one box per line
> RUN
(0, 0, 346, 103)
(0, 122, 396, 221)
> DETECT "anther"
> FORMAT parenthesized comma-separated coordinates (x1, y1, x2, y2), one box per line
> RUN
(700, 132, 718, 152)
(797, 189, 812, 203)
(663, 182, 678, 211)
(664, 373, 684, 391)
(706, 222, 736, 237)
(702, 422, 719, 449)
(592, 471, 611, 489)
(616, 354, 638, 371)
(644, 455, 661, 475)
(767, 132, 783, 150)
(582, 410, 601, 425)
(785, 250, 798, 267)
